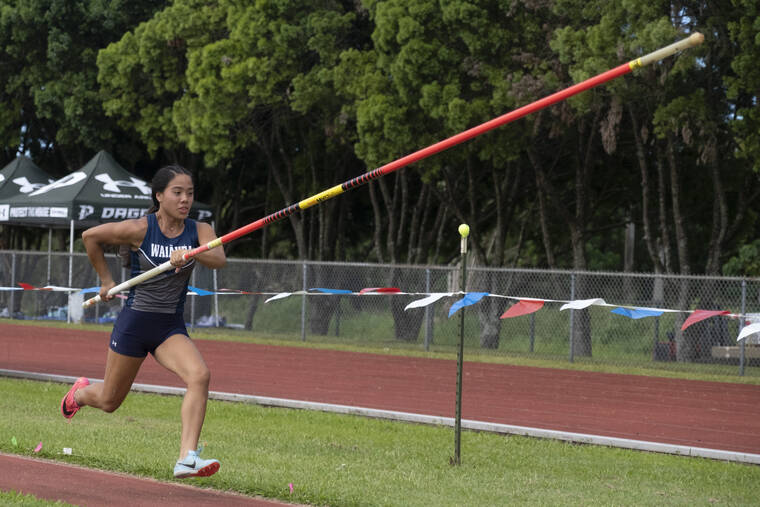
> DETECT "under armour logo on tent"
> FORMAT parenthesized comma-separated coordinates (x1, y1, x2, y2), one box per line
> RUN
(95, 174, 150, 194)
(12, 177, 49, 194)
(30, 172, 87, 196)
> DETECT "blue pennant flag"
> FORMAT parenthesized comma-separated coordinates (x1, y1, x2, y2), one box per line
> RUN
(188, 285, 215, 296)
(611, 307, 663, 319)
(310, 288, 352, 294)
(78, 287, 101, 294)
(448, 292, 489, 318)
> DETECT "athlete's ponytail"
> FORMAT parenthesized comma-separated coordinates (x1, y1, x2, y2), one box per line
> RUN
(148, 165, 193, 214)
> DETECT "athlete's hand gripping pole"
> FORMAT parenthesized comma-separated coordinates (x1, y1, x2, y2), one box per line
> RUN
(83, 32, 703, 308)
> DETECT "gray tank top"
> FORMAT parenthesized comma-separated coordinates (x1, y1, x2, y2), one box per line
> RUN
(126, 214, 198, 314)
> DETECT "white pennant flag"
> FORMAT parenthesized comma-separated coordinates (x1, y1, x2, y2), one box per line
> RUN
(404, 293, 453, 311)
(560, 298, 606, 311)
(737, 322, 760, 342)
(265, 292, 292, 303)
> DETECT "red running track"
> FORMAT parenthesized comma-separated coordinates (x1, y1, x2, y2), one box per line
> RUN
(1, 322, 759, 455)
(0, 453, 293, 506)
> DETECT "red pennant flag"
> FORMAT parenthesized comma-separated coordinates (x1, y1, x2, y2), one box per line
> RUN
(18, 283, 51, 291)
(500, 299, 545, 319)
(681, 309, 730, 331)
(359, 287, 401, 294)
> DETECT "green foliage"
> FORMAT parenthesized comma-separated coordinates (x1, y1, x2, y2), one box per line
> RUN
(98, 0, 228, 157)
(2, 0, 760, 275)
(585, 236, 622, 271)
(722, 239, 760, 276)
(726, 0, 760, 171)
(0, 0, 165, 169)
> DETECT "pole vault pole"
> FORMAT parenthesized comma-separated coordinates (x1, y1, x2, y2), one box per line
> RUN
(84, 32, 703, 308)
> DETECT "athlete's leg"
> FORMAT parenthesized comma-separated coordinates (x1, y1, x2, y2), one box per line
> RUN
(152, 334, 210, 461)
(76, 349, 144, 413)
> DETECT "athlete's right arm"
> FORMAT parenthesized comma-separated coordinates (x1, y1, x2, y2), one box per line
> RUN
(82, 219, 147, 301)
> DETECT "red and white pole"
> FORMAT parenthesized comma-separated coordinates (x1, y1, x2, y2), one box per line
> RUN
(84, 33, 703, 308)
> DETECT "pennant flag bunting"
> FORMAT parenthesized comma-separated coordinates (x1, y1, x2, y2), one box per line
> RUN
(4, 279, 746, 332)
(187, 285, 215, 296)
(681, 309, 730, 331)
(560, 298, 606, 311)
(448, 292, 489, 317)
(18, 283, 51, 291)
(266, 292, 293, 303)
(611, 307, 664, 319)
(310, 288, 352, 294)
(404, 293, 453, 311)
(500, 300, 544, 319)
(44, 285, 80, 292)
(737, 322, 760, 342)
(359, 287, 401, 294)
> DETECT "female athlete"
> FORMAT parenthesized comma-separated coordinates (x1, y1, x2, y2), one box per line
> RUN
(60, 165, 226, 478)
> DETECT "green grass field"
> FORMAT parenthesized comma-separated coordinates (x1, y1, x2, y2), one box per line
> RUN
(0, 490, 71, 506)
(0, 377, 758, 506)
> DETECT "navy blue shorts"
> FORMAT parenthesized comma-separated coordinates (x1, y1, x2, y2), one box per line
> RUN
(110, 307, 189, 358)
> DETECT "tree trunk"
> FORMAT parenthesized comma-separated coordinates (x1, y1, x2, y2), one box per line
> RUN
(629, 106, 664, 273)
(390, 296, 425, 342)
(704, 136, 727, 275)
(264, 127, 306, 259)
(666, 135, 695, 362)
(307, 265, 340, 335)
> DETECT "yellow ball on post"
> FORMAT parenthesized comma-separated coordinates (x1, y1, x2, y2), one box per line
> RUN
(458, 224, 470, 238)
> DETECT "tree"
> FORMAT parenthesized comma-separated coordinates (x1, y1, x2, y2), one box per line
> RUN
(726, 0, 760, 173)
(341, 0, 556, 346)
(0, 0, 165, 172)
(551, 0, 759, 360)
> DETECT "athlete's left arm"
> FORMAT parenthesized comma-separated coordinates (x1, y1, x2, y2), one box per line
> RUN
(194, 221, 227, 269)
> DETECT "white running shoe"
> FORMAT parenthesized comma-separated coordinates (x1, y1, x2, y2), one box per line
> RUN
(173, 449, 220, 478)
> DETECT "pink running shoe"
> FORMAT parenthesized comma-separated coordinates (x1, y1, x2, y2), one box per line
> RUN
(60, 377, 90, 419)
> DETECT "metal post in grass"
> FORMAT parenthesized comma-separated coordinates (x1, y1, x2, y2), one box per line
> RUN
(454, 223, 470, 466)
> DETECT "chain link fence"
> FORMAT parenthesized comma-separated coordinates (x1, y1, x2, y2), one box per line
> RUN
(1, 250, 758, 378)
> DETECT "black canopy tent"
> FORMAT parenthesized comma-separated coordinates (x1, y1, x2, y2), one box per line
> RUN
(0, 155, 55, 222)
(0, 155, 59, 278)
(1, 150, 213, 228)
(0, 156, 57, 317)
